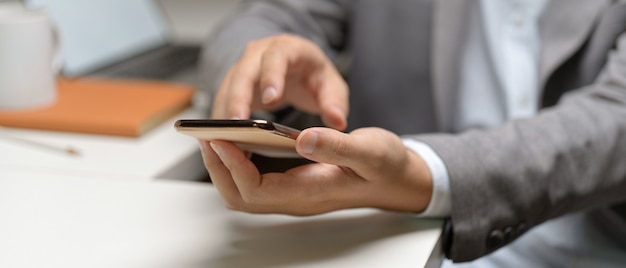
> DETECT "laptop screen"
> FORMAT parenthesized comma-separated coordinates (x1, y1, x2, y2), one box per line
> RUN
(25, 0, 169, 76)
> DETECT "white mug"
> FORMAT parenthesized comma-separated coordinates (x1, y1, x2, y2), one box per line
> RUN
(0, 4, 60, 111)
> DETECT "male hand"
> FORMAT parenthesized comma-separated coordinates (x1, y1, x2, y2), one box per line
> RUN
(211, 34, 349, 130)
(200, 127, 433, 215)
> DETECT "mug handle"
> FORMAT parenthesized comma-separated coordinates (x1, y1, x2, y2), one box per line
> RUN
(50, 22, 62, 75)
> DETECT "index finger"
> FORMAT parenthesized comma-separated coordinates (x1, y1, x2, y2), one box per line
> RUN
(212, 41, 267, 119)
(314, 70, 349, 130)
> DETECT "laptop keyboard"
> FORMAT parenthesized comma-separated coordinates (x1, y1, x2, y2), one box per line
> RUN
(93, 45, 201, 80)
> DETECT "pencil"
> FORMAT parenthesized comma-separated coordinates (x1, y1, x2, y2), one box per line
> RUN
(0, 126, 80, 156)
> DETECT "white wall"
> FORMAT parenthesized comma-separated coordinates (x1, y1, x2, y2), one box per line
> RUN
(158, 0, 241, 45)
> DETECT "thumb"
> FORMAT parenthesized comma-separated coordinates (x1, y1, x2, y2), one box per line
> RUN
(296, 127, 368, 169)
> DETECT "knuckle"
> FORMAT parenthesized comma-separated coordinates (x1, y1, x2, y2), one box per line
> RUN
(350, 128, 390, 169)
(239, 193, 254, 204)
(328, 137, 350, 159)
(366, 150, 388, 170)
(221, 193, 244, 211)
(245, 39, 262, 51)
(275, 33, 295, 42)
(239, 188, 262, 204)
(272, 34, 304, 51)
(239, 195, 260, 208)
(263, 45, 282, 58)
(231, 65, 252, 80)
(368, 141, 389, 161)
(222, 191, 261, 213)
(223, 193, 261, 213)
(223, 201, 243, 211)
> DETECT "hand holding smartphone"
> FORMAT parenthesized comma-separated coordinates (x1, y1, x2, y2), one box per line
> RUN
(175, 119, 301, 158)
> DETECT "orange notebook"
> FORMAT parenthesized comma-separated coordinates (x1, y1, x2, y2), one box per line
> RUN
(0, 78, 195, 137)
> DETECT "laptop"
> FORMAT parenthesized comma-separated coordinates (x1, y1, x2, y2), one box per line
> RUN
(24, 0, 200, 81)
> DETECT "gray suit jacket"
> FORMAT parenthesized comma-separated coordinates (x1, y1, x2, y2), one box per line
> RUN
(199, 0, 626, 262)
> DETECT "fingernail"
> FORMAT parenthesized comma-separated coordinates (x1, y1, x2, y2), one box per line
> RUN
(331, 105, 346, 120)
(228, 110, 244, 120)
(262, 86, 278, 104)
(324, 105, 346, 129)
(229, 112, 243, 120)
(299, 131, 318, 155)
(210, 142, 225, 159)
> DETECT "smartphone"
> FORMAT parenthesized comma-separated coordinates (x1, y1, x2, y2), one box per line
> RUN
(175, 119, 301, 158)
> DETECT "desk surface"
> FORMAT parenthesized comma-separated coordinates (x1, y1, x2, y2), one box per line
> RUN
(0, 108, 207, 181)
(0, 106, 444, 267)
(0, 170, 443, 268)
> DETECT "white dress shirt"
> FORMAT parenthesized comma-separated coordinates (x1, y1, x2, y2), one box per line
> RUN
(405, 0, 549, 217)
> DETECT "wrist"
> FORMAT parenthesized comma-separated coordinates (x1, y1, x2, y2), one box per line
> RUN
(401, 147, 434, 212)
(364, 147, 433, 213)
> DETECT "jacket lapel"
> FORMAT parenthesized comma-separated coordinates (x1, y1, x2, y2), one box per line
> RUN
(432, 0, 471, 131)
(432, 0, 609, 130)
(538, 0, 610, 90)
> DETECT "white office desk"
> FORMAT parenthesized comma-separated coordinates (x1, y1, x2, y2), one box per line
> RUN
(0, 108, 207, 181)
(0, 170, 444, 268)
(0, 105, 445, 267)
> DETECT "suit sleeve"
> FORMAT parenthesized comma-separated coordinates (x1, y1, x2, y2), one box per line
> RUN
(198, 0, 350, 101)
(414, 32, 626, 262)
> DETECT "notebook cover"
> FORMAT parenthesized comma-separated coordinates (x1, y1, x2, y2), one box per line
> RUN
(0, 78, 194, 137)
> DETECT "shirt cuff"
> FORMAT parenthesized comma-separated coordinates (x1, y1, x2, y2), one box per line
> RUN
(402, 138, 452, 217)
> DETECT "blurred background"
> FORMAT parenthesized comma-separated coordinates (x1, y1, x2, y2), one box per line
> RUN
(1, 0, 239, 45)
(0, 0, 242, 84)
